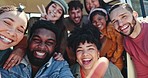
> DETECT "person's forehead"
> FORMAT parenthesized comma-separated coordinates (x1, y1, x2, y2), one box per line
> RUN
(0, 11, 27, 27)
(110, 6, 129, 18)
(70, 8, 82, 12)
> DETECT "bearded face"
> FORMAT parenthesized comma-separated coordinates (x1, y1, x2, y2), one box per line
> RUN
(27, 28, 56, 67)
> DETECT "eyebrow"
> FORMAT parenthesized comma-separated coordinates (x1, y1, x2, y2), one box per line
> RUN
(77, 44, 94, 49)
(111, 13, 126, 23)
(33, 35, 56, 42)
(4, 17, 26, 29)
(3, 17, 14, 22)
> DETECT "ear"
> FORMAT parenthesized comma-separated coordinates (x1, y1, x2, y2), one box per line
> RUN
(132, 11, 138, 19)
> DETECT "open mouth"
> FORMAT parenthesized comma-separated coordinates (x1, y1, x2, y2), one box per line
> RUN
(120, 25, 129, 33)
(49, 11, 55, 17)
(34, 51, 47, 59)
(82, 58, 92, 65)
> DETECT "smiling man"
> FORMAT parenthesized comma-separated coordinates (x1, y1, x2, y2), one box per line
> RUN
(0, 20, 74, 78)
(109, 3, 148, 78)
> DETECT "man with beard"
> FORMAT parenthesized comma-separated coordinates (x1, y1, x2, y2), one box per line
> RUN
(64, 0, 90, 36)
(63, 0, 90, 66)
(0, 20, 74, 78)
(109, 3, 148, 78)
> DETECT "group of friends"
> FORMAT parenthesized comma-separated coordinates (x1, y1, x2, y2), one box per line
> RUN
(0, 0, 148, 78)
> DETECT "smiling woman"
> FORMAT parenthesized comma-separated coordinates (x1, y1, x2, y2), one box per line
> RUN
(0, 5, 27, 68)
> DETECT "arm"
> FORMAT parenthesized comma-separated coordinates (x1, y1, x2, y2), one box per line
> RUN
(87, 57, 109, 78)
(3, 36, 27, 69)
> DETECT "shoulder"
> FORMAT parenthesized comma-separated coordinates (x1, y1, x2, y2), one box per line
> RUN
(104, 62, 123, 78)
(70, 63, 81, 78)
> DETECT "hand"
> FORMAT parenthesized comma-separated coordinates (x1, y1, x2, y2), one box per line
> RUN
(37, 4, 47, 20)
(54, 52, 64, 61)
(3, 48, 25, 70)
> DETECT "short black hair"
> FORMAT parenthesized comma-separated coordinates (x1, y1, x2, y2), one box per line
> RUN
(67, 23, 101, 53)
(68, 0, 83, 11)
(28, 20, 60, 46)
(109, 3, 133, 14)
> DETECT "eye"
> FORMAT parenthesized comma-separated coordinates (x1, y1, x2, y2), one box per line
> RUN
(52, 4, 56, 8)
(32, 37, 41, 43)
(88, 48, 94, 51)
(3, 19, 12, 26)
(58, 10, 62, 14)
(17, 26, 25, 33)
(76, 49, 83, 53)
(46, 41, 55, 46)
(122, 16, 127, 19)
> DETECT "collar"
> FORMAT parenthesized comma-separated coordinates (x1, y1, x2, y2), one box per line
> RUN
(20, 56, 53, 67)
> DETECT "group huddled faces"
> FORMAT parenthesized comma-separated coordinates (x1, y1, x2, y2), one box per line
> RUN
(0, 0, 148, 78)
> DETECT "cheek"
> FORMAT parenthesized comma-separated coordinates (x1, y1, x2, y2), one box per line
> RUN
(76, 53, 81, 61)
(16, 33, 24, 43)
(95, 2, 100, 7)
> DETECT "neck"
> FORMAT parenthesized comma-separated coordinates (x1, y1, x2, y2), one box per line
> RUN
(31, 65, 40, 77)
(81, 67, 90, 77)
(129, 21, 141, 38)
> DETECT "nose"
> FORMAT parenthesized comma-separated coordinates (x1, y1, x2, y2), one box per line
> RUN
(53, 10, 57, 13)
(7, 29, 16, 37)
(74, 13, 78, 18)
(38, 43, 46, 51)
(118, 20, 124, 27)
(82, 50, 89, 56)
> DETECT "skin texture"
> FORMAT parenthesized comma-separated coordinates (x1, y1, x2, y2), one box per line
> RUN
(0, 10, 27, 69)
(0, 11, 27, 50)
(109, 6, 140, 38)
(69, 8, 83, 24)
(92, 14, 107, 31)
(27, 28, 56, 75)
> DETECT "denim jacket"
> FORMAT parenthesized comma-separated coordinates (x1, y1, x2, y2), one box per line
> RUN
(0, 56, 74, 78)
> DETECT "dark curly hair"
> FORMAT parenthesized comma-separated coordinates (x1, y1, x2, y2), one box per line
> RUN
(67, 23, 102, 53)
(28, 20, 60, 48)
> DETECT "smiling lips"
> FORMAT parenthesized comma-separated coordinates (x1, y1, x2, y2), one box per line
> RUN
(120, 25, 129, 33)
(0, 35, 12, 44)
(34, 51, 47, 59)
(49, 11, 55, 17)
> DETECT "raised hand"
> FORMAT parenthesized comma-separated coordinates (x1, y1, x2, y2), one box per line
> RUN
(37, 4, 47, 20)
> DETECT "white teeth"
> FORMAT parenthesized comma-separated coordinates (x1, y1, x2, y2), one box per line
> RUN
(83, 58, 91, 61)
(50, 11, 55, 17)
(0, 35, 12, 43)
(121, 25, 128, 30)
(98, 25, 102, 28)
(36, 52, 45, 56)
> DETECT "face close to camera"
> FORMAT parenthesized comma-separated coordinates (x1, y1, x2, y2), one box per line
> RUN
(0, 11, 27, 50)
(28, 28, 56, 66)
(110, 6, 136, 36)
(69, 8, 83, 25)
(46, 3, 63, 23)
(76, 41, 100, 71)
